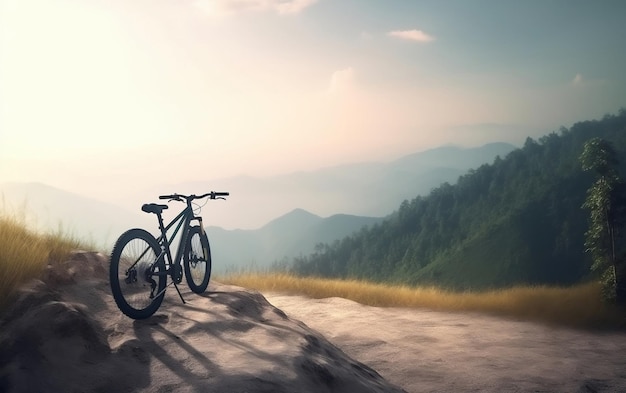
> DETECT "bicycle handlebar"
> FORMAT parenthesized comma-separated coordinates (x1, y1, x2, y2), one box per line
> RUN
(158, 192, 229, 202)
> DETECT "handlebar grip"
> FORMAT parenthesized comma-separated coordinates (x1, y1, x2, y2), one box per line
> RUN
(159, 194, 179, 200)
(213, 192, 229, 197)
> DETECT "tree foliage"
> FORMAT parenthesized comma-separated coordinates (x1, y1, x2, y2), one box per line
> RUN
(580, 137, 626, 303)
(288, 110, 626, 290)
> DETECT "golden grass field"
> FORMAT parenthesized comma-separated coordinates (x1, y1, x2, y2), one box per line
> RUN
(2, 211, 625, 329)
(220, 273, 626, 329)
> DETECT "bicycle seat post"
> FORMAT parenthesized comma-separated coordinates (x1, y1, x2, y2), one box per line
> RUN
(156, 213, 167, 239)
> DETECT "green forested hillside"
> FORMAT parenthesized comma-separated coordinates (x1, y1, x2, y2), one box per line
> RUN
(290, 110, 626, 290)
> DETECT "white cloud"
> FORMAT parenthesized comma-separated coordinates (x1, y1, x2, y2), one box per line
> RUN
(274, 0, 318, 14)
(572, 73, 583, 86)
(387, 29, 435, 43)
(327, 67, 355, 95)
(193, 0, 317, 16)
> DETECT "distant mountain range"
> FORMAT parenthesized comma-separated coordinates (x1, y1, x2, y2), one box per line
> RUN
(1, 142, 517, 268)
(207, 208, 384, 273)
(0, 182, 152, 247)
(160, 142, 517, 230)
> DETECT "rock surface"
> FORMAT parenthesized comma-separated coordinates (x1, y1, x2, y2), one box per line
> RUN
(0, 252, 405, 393)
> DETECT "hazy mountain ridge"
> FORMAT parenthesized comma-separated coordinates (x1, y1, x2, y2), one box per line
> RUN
(166, 142, 517, 230)
(0, 182, 152, 246)
(208, 208, 384, 273)
(1, 143, 516, 266)
(389, 142, 515, 171)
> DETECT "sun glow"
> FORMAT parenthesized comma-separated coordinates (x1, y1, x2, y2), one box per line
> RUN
(1, 0, 177, 159)
(2, 0, 623, 205)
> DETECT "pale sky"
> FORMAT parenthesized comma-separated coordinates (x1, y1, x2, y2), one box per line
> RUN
(2, 0, 626, 205)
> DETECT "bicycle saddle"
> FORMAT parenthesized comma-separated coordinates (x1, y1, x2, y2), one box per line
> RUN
(141, 203, 169, 214)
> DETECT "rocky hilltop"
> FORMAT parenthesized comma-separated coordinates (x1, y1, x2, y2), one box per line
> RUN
(0, 252, 404, 393)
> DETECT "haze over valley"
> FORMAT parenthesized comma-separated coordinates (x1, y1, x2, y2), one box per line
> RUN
(1, 142, 514, 268)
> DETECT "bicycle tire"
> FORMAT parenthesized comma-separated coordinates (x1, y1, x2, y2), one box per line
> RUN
(110, 228, 166, 319)
(184, 226, 211, 294)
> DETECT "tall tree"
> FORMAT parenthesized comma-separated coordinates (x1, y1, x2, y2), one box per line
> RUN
(580, 137, 626, 303)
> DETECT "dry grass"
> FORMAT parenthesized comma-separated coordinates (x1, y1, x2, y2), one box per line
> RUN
(221, 273, 626, 329)
(2, 206, 625, 329)
(0, 213, 86, 309)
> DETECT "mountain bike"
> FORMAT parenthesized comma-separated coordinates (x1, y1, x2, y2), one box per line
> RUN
(109, 192, 229, 319)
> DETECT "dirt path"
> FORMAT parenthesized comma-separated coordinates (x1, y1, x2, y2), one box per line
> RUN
(265, 293, 626, 393)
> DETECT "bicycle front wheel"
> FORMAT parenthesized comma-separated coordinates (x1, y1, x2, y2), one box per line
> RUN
(184, 226, 211, 294)
(110, 228, 166, 319)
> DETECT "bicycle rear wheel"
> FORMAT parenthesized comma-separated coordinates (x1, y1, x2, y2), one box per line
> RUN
(110, 228, 166, 319)
(184, 226, 211, 294)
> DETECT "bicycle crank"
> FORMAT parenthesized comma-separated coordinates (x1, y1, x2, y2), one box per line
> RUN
(172, 264, 183, 284)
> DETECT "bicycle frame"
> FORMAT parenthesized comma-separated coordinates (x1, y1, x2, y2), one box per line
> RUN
(154, 202, 203, 272)
(143, 200, 206, 304)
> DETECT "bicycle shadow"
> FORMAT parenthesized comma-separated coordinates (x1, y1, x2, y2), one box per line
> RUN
(135, 287, 300, 350)
(128, 283, 406, 392)
(128, 289, 299, 391)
